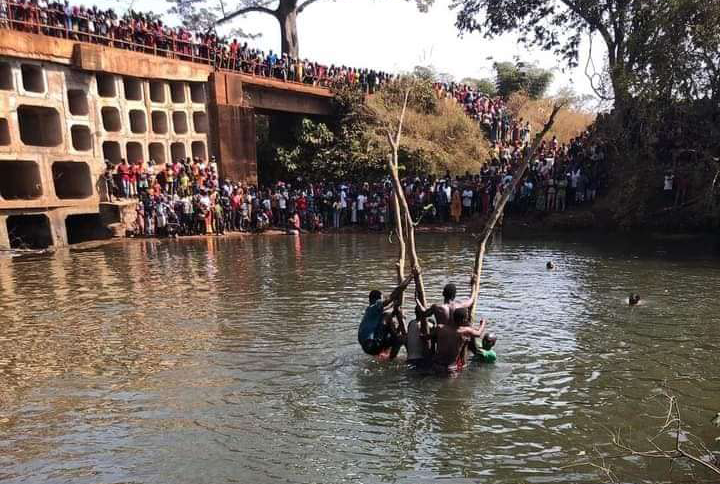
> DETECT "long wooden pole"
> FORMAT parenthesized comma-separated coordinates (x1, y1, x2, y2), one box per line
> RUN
(391, 183, 406, 285)
(467, 102, 566, 319)
(385, 88, 428, 307)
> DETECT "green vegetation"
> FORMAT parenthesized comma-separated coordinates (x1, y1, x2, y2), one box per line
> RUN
(460, 77, 497, 97)
(493, 61, 553, 99)
(257, 77, 490, 183)
(454, 0, 720, 230)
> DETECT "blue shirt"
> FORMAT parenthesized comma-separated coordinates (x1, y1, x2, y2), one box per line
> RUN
(358, 300, 384, 342)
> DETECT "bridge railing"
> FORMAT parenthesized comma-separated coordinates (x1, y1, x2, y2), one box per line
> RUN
(0, 3, 357, 91)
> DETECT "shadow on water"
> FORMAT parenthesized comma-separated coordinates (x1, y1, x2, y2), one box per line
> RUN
(0, 233, 719, 483)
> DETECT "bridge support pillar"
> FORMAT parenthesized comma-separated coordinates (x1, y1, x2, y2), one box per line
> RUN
(209, 104, 258, 185)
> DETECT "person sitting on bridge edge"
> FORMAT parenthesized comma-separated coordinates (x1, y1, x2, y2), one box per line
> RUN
(358, 269, 416, 359)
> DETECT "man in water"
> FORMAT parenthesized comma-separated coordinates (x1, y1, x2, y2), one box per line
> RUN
(415, 282, 475, 328)
(358, 271, 415, 359)
(426, 307, 485, 373)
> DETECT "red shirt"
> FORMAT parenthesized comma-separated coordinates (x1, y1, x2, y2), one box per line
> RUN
(117, 163, 131, 181)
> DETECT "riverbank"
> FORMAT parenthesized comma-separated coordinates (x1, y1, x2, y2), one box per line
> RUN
(3, 207, 716, 259)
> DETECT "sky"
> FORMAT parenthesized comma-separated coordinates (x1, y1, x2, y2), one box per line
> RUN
(107, 0, 604, 100)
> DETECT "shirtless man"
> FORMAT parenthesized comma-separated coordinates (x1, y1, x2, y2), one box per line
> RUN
(358, 271, 415, 359)
(415, 283, 475, 328)
(428, 307, 486, 372)
(415, 283, 481, 372)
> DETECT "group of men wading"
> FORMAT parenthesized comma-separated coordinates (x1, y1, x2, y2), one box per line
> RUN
(358, 269, 497, 373)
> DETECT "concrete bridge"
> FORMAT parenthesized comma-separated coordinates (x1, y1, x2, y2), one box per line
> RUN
(0, 31, 334, 249)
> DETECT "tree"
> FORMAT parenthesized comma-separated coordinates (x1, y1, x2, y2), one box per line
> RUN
(202, 0, 434, 58)
(413, 65, 454, 85)
(453, 0, 720, 113)
(460, 77, 497, 97)
(167, 0, 250, 37)
(493, 61, 553, 99)
(260, 77, 490, 181)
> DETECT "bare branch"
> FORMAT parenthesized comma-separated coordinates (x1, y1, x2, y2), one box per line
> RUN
(215, 4, 277, 25)
(297, 0, 324, 13)
(467, 100, 567, 318)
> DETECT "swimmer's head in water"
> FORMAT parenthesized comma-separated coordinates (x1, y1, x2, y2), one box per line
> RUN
(482, 333, 497, 350)
(546, 261, 555, 270)
(453, 307, 468, 326)
(443, 283, 457, 301)
(629, 293, 640, 305)
(369, 290, 382, 304)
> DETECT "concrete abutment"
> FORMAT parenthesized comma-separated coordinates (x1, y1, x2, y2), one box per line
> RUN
(0, 31, 334, 247)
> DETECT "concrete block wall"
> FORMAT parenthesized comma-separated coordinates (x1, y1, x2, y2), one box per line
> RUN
(0, 55, 210, 249)
(0, 32, 334, 249)
(94, 74, 210, 166)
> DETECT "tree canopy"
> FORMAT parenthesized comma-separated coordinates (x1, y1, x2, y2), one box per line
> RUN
(169, 0, 435, 58)
(493, 61, 553, 99)
(453, 0, 720, 110)
(460, 77, 497, 97)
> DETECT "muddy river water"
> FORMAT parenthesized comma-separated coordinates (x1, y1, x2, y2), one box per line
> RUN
(0, 233, 718, 483)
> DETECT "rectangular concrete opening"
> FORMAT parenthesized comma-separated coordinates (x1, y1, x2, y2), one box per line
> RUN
(7, 214, 53, 249)
(151, 111, 168, 134)
(170, 142, 186, 161)
(101, 106, 121, 132)
(150, 81, 166, 103)
(70, 125, 92, 151)
(52, 161, 93, 199)
(102, 141, 121, 164)
(129, 109, 147, 133)
(191, 141, 206, 160)
(193, 111, 208, 133)
(148, 142, 166, 164)
(96, 74, 116, 97)
(0, 62, 12, 90)
(0, 161, 42, 200)
(126, 142, 143, 163)
(170, 82, 186, 103)
(21, 64, 44, 93)
(18, 106, 62, 147)
(67, 90, 89, 116)
(0, 118, 9, 145)
(123, 77, 143, 101)
(190, 83, 206, 103)
(66, 214, 109, 245)
(67, 89, 89, 116)
(172, 111, 188, 134)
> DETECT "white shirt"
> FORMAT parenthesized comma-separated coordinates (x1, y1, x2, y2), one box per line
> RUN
(571, 170, 581, 188)
(357, 194, 367, 211)
(664, 175, 674, 191)
(462, 189, 473, 207)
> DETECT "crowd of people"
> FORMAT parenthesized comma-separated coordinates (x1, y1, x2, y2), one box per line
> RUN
(107, 127, 606, 239)
(5, 0, 607, 236)
(434, 81, 608, 216)
(0, 0, 395, 91)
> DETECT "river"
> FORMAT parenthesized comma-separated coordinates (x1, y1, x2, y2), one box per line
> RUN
(0, 233, 718, 483)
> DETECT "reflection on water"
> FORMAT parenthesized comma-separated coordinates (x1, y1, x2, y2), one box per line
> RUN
(0, 234, 719, 483)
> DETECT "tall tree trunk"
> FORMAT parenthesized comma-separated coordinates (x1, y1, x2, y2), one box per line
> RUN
(277, 0, 299, 58)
